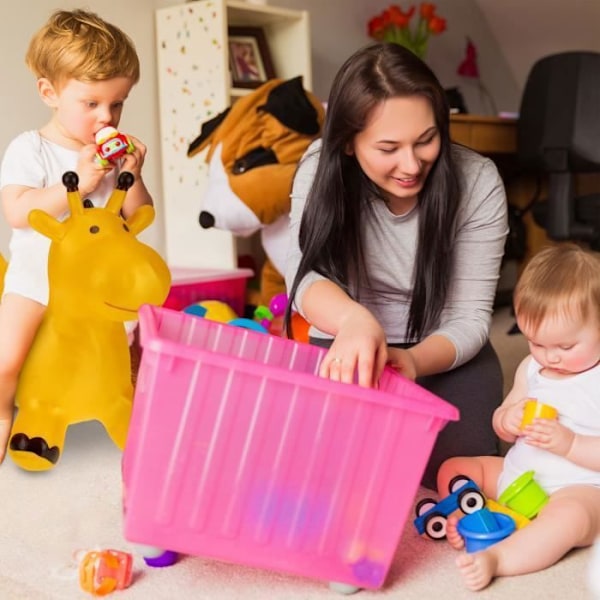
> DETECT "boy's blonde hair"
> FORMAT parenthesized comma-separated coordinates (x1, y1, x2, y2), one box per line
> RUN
(25, 9, 139, 87)
(514, 243, 600, 333)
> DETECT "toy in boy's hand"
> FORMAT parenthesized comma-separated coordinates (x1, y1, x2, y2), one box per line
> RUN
(95, 126, 135, 166)
(7, 170, 171, 471)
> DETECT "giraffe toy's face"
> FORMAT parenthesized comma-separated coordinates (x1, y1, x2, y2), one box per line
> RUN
(44, 207, 170, 321)
(29, 172, 171, 321)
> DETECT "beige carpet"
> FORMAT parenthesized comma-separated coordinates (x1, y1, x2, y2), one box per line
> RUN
(0, 306, 596, 599)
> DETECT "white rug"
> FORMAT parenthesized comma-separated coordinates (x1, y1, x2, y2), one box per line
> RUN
(0, 420, 594, 599)
(0, 307, 596, 598)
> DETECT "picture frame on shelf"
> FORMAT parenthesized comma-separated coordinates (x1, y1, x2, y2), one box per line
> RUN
(228, 26, 275, 88)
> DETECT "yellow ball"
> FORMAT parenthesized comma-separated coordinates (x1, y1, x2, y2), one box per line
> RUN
(199, 300, 237, 323)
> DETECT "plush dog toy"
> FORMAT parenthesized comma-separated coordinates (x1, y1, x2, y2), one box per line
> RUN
(187, 76, 325, 304)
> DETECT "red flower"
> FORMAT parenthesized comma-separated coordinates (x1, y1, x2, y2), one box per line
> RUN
(420, 3, 436, 20)
(388, 5, 415, 28)
(367, 15, 387, 39)
(366, 3, 447, 60)
(428, 16, 447, 34)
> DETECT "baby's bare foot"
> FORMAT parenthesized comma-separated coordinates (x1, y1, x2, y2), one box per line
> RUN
(456, 551, 497, 591)
(446, 514, 465, 550)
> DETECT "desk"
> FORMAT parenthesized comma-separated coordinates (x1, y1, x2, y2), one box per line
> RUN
(450, 114, 517, 155)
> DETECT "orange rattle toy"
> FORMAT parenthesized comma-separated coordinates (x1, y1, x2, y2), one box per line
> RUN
(79, 549, 133, 596)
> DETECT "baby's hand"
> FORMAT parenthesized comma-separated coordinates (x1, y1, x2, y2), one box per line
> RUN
(499, 398, 527, 437)
(523, 419, 574, 457)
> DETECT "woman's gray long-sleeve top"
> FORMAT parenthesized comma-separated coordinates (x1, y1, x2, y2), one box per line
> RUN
(285, 141, 509, 369)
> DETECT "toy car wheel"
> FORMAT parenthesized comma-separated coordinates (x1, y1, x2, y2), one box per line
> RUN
(415, 498, 437, 518)
(423, 512, 447, 540)
(143, 550, 178, 568)
(448, 475, 470, 494)
(458, 488, 486, 514)
(329, 582, 361, 595)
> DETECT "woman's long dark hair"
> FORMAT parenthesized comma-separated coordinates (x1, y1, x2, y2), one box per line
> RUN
(286, 42, 460, 341)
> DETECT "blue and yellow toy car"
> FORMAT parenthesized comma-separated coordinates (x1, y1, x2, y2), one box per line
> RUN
(413, 476, 486, 539)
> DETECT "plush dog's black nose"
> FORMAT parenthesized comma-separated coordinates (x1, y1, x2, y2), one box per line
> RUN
(198, 211, 215, 229)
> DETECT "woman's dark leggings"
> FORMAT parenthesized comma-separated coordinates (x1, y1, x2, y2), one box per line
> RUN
(415, 341, 503, 490)
(309, 338, 504, 492)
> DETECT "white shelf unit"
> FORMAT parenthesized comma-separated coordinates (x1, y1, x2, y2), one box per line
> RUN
(156, 0, 312, 269)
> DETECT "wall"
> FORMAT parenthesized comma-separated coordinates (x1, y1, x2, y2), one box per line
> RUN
(267, 0, 519, 115)
(1, 0, 579, 261)
(476, 0, 600, 91)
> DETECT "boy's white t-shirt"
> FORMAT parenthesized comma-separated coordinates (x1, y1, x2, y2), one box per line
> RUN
(0, 130, 116, 304)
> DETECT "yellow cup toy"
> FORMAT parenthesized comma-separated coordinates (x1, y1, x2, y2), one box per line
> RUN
(521, 399, 558, 429)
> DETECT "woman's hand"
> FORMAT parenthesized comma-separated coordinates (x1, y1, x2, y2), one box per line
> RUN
(386, 347, 418, 381)
(319, 304, 387, 388)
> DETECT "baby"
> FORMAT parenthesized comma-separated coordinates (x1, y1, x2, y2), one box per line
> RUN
(437, 243, 600, 590)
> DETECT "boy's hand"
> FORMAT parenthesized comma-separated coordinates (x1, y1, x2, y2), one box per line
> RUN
(120, 135, 146, 180)
(523, 418, 575, 457)
(77, 144, 112, 198)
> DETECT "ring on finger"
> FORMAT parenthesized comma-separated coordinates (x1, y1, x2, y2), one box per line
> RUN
(332, 357, 342, 366)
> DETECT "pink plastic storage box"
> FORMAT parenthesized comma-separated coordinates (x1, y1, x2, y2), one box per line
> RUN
(122, 305, 459, 591)
(164, 267, 253, 315)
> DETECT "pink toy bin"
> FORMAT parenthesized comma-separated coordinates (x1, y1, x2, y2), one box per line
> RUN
(164, 267, 253, 315)
(122, 305, 459, 592)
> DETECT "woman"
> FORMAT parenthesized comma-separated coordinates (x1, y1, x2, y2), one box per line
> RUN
(285, 43, 508, 489)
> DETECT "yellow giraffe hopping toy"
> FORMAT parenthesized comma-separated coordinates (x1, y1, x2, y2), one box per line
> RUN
(0, 253, 7, 297)
(8, 171, 171, 471)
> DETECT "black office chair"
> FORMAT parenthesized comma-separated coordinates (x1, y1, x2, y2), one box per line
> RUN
(517, 51, 600, 249)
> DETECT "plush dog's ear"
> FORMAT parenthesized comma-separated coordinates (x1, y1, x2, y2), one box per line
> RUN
(187, 107, 231, 157)
(257, 76, 320, 136)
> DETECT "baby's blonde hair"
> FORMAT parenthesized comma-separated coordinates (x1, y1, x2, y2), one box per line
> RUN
(514, 243, 600, 333)
(25, 9, 139, 87)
